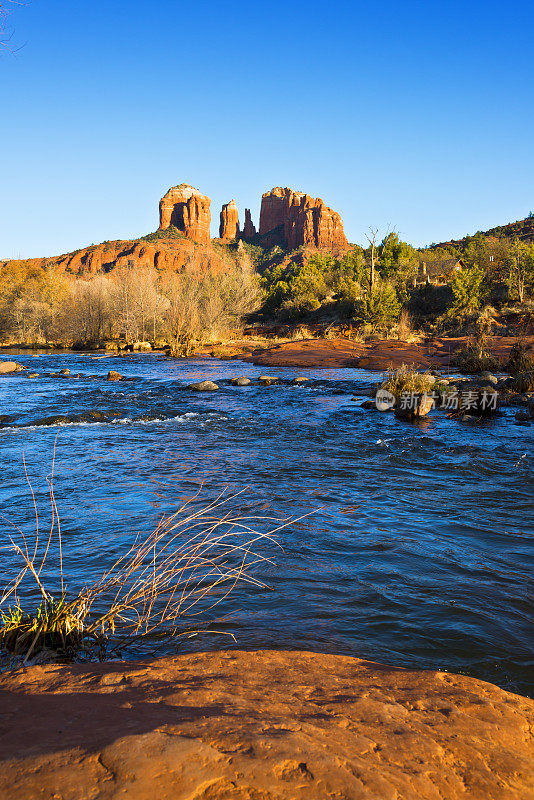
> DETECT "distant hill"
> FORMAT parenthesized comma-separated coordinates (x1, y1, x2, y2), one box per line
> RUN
(432, 214, 534, 251)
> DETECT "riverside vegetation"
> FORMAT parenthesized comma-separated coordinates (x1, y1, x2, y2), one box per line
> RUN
(1, 211, 533, 355)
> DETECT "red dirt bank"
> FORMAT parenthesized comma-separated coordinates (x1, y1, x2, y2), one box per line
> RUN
(0, 650, 532, 800)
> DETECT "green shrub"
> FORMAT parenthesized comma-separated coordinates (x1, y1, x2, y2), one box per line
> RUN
(354, 279, 400, 332)
(140, 226, 185, 243)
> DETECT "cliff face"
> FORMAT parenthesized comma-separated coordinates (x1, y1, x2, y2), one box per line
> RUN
(159, 184, 211, 244)
(0, 237, 233, 278)
(0, 182, 351, 282)
(259, 187, 349, 253)
(219, 200, 239, 241)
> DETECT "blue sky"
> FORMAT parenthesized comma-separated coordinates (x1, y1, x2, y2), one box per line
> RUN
(1, 0, 533, 258)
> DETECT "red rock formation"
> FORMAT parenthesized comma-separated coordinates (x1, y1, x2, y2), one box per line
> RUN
(158, 184, 211, 244)
(219, 199, 239, 241)
(259, 187, 349, 253)
(0, 236, 233, 279)
(242, 208, 256, 240)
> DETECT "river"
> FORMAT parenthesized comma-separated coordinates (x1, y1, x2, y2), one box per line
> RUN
(0, 351, 532, 696)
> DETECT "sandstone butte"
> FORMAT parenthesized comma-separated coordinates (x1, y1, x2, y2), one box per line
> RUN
(0, 650, 532, 800)
(259, 187, 350, 254)
(0, 183, 352, 281)
(159, 184, 212, 244)
(219, 199, 240, 241)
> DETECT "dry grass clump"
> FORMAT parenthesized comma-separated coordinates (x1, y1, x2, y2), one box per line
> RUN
(1, 455, 295, 665)
(451, 334, 501, 374)
(290, 325, 314, 341)
(396, 309, 414, 341)
(380, 364, 436, 400)
(509, 371, 534, 393)
(505, 340, 534, 376)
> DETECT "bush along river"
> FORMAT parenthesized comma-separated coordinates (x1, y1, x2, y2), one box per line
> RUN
(0, 351, 532, 696)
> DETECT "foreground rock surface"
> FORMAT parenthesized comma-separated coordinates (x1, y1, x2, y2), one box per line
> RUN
(0, 650, 532, 800)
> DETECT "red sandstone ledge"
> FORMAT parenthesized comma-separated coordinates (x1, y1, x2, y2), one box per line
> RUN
(237, 336, 534, 371)
(1, 649, 532, 799)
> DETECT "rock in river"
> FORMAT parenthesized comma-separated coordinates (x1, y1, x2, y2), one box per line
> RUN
(107, 371, 124, 381)
(231, 377, 251, 386)
(188, 380, 219, 391)
(0, 361, 24, 374)
(395, 394, 434, 420)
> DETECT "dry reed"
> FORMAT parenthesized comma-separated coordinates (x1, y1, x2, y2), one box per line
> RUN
(1, 450, 301, 664)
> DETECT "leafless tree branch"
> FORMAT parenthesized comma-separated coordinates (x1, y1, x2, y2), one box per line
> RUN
(0, 1, 27, 53)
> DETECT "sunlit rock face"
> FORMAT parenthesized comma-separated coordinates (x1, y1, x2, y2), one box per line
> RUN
(219, 199, 239, 241)
(242, 208, 256, 240)
(259, 187, 349, 253)
(159, 184, 211, 244)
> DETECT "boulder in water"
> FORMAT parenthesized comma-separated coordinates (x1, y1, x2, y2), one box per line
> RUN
(395, 394, 434, 420)
(231, 377, 251, 386)
(0, 361, 24, 374)
(479, 371, 498, 385)
(107, 371, 124, 382)
(292, 377, 310, 384)
(188, 380, 219, 391)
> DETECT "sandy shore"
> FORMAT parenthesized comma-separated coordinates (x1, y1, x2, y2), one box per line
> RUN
(1, 649, 533, 799)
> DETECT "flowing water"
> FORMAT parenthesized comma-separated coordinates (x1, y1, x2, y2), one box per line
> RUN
(0, 351, 532, 696)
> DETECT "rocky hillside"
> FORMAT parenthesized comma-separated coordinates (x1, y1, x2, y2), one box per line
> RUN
(434, 214, 534, 250)
(0, 231, 236, 277)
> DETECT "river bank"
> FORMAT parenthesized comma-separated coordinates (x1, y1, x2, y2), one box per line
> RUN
(230, 335, 534, 371)
(3, 334, 533, 372)
(1, 649, 533, 799)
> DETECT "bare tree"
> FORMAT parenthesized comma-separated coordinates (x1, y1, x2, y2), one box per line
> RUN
(365, 227, 379, 291)
(113, 264, 168, 342)
(364, 225, 394, 291)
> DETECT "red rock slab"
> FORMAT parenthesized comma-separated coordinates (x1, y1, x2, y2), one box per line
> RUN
(239, 338, 363, 368)
(0, 649, 532, 800)
(356, 340, 434, 371)
(238, 335, 534, 372)
(240, 338, 435, 371)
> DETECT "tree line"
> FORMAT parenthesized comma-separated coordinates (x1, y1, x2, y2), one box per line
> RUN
(260, 231, 534, 330)
(0, 258, 260, 354)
